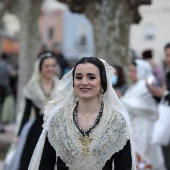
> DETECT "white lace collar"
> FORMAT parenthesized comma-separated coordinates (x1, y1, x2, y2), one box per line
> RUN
(23, 78, 59, 114)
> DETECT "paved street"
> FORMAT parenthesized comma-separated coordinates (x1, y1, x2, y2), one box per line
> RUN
(0, 123, 16, 170)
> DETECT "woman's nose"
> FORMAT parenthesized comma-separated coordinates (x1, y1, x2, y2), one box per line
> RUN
(82, 77, 88, 84)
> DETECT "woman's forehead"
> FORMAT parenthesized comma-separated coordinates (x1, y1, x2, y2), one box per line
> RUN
(75, 63, 100, 73)
(42, 57, 56, 64)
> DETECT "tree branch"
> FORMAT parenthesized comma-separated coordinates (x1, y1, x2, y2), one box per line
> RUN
(57, 0, 151, 23)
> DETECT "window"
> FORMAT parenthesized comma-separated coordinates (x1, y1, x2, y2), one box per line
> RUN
(144, 25, 155, 40)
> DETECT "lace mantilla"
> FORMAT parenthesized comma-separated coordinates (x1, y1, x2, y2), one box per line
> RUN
(47, 104, 129, 170)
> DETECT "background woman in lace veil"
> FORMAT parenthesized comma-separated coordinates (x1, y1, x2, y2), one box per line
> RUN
(4, 51, 59, 170)
(121, 59, 165, 170)
(29, 57, 136, 170)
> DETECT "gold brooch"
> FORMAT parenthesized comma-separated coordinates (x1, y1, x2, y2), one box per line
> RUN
(79, 136, 93, 155)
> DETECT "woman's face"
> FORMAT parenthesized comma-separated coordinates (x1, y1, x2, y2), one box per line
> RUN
(128, 64, 137, 83)
(74, 63, 101, 101)
(41, 58, 56, 79)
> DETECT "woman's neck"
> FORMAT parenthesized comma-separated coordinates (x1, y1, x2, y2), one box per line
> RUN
(41, 77, 53, 86)
(77, 98, 101, 114)
(40, 77, 54, 97)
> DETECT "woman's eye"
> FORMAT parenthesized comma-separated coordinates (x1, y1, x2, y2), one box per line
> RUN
(75, 76, 82, 80)
(89, 76, 96, 80)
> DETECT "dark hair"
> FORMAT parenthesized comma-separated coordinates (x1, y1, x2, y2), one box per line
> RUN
(131, 60, 137, 66)
(112, 65, 126, 87)
(164, 43, 170, 50)
(142, 49, 152, 59)
(1, 52, 9, 60)
(37, 51, 57, 71)
(72, 57, 107, 93)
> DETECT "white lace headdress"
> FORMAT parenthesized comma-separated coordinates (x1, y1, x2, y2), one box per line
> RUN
(28, 52, 56, 84)
(15, 52, 59, 135)
(28, 58, 136, 170)
(22, 52, 59, 98)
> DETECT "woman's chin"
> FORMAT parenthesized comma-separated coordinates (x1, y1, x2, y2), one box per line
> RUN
(79, 95, 99, 101)
(79, 95, 92, 100)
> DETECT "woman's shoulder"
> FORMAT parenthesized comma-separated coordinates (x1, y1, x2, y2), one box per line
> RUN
(106, 105, 124, 116)
(43, 103, 75, 129)
(23, 81, 39, 97)
(59, 104, 75, 113)
(50, 104, 75, 119)
(104, 105, 128, 127)
(101, 105, 130, 153)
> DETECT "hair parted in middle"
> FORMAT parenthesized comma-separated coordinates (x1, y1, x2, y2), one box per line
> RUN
(37, 51, 57, 72)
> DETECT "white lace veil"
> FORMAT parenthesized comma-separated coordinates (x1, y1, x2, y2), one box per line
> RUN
(28, 58, 136, 170)
(15, 52, 59, 135)
(23, 52, 58, 99)
(136, 59, 154, 80)
(30, 52, 56, 84)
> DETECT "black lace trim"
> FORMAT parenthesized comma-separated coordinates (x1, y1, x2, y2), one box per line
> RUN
(73, 102, 104, 136)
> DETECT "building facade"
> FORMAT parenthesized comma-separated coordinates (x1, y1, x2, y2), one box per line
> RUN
(40, 0, 94, 60)
(130, 0, 170, 63)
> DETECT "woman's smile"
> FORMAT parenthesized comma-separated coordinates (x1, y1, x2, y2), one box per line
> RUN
(80, 88, 91, 92)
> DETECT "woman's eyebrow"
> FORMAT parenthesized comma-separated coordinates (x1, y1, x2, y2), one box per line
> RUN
(75, 73, 82, 75)
(75, 73, 97, 76)
(75, 73, 96, 76)
(87, 73, 96, 76)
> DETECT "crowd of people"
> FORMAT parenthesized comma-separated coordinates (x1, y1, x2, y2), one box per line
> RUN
(112, 44, 170, 170)
(0, 53, 17, 132)
(0, 42, 170, 170)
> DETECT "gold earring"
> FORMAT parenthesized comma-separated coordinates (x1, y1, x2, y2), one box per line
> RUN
(99, 88, 104, 102)
(73, 90, 78, 104)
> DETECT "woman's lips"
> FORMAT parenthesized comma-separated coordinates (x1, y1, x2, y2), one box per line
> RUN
(80, 88, 91, 92)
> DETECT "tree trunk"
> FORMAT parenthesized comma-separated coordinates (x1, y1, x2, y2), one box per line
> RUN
(85, 0, 133, 68)
(15, 0, 42, 110)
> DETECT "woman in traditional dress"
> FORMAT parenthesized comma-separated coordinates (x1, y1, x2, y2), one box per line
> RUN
(29, 57, 136, 170)
(4, 51, 59, 170)
(121, 59, 165, 170)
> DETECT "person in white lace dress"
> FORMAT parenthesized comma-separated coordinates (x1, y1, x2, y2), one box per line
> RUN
(4, 51, 59, 170)
(29, 57, 136, 170)
(121, 59, 165, 170)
